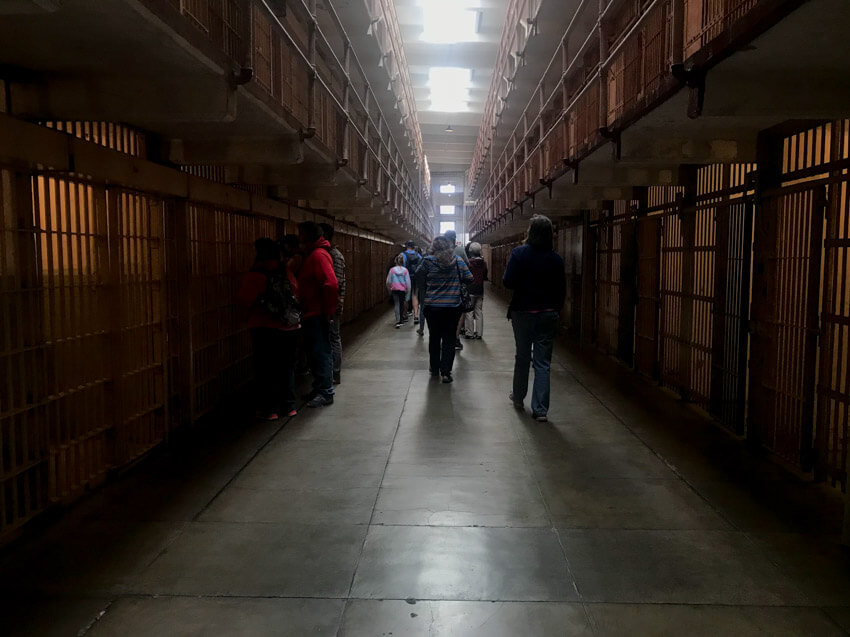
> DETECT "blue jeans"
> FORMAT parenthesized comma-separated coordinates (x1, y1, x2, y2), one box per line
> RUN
(392, 290, 407, 323)
(511, 311, 559, 416)
(303, 316, 334, 398)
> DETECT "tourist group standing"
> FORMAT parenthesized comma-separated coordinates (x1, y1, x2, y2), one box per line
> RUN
(237, 221, 345, 418)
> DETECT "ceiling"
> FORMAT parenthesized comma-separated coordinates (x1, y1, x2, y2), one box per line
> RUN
(394, 0, 511, 175)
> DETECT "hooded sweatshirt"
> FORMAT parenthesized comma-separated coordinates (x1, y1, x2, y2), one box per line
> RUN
(297, 238, 340, 318)
(419, 244, 474, 308)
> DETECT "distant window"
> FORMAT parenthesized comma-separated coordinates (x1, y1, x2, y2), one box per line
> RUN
(439, 184, 456, 194)
(440, 205, 456, 215)
(439, 222, 456, 235)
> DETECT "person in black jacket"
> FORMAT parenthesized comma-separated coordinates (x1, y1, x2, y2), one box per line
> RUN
(503, 214, 566, 422)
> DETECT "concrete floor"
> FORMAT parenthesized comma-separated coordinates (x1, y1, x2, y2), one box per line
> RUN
(2, 290, 850, 636)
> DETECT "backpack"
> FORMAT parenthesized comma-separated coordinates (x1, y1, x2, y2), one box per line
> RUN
(256, 268, 301, 327)
(402, 250, 421, 271)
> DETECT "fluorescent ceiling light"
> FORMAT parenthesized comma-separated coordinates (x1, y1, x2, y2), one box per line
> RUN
(440, 184, 456, 194)
(440, 205, 456, 215)
(420, 0, 479, 44)
(428, 67, 472, 112)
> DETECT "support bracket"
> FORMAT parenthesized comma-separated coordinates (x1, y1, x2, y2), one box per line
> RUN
(671, 64, 706, 119)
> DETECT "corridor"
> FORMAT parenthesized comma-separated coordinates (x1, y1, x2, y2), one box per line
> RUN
(1, 292, 849, 636)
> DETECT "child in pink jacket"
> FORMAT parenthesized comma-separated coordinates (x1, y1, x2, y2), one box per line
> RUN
(386, 254, 411, 328)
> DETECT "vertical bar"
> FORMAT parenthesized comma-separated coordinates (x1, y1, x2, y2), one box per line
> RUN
(748, 128, 783, 448)
(678, 165, 698, 400)
(800, 184, 826, 471)
(580, 210, 597, 345)
(710, 168, 731, 423)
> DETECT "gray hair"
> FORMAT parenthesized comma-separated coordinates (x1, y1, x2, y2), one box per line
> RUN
(468, 242, 482, 256)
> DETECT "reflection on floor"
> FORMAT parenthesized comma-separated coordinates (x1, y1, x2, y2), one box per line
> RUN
(1, 291, 849, 636)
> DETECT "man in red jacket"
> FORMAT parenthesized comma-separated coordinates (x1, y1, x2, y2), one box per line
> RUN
(297, 221, 339, 407)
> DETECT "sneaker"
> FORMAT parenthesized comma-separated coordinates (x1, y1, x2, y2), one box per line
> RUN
(266, 413, 280, 421)
(285, 408, 298, 417)
(417, 329, 424, 336)
(532, 412, 548, 423)
(395, 323, 402, 329)
(463, 333, 475, 340)
(509, 393, 523, 409)
(414, 317, 419, 324)
(429, 369, 439, 377)
(474, 333, 481, 340)
(455, 340, 463, 351)
(441, 374, 453, 384)
(307, 394, 334, 408)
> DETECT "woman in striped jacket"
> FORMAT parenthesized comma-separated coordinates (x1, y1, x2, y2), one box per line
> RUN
(418, 235, 474, 383)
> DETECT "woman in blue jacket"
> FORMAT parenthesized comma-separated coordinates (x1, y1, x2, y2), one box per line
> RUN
(503, 215, 566, 422)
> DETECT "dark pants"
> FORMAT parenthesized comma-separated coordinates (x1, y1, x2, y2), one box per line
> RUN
(251, 328, 297, 415)
(303, 316, 335, 398)
(511, 311, 559, 416)
(329, 313, 342, 376)
(392, 290, 407, 323)
(424, 306, 462, 375)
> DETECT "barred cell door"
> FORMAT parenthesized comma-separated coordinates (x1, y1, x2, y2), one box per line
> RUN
(635, 215, 662, 378)
(749, 185, 825, 470)
(814, 124, 850, 486)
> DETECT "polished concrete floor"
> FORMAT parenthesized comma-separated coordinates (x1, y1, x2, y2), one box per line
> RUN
(2, 291, 850, 635)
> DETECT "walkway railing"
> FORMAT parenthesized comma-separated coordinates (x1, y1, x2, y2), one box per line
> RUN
(150, 0, 431, 238)
(467, 0, 791, 238)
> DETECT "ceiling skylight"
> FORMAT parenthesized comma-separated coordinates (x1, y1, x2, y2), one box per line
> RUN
(428, 67, 472, 112)
(420, 0, 480, 44)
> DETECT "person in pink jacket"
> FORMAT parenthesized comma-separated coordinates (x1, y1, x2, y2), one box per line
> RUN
(386, 254, 412, 328)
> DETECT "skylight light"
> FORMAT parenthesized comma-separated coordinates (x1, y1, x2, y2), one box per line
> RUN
(420, 0, 479, 44)
(439, 184, 457, 194)
(428, 67, 472, 112)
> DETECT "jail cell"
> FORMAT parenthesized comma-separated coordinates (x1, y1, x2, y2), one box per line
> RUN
(32, 175, 113, 502)
(594, 207, 623, 356)
(560, 223, 583, 334)
(635, 214, 662, 379)
(705, 166, 755, 433)
(749, 124, 837, 470)
(815, 120, 850, 486)
(111, 190, 168, 466)
(1, 169, 50, 536)
(659, 208, 686, 394)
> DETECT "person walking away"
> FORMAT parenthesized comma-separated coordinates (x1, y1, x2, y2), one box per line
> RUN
(297, 221, 340, 407)
(443, 230, 469, 350)
(386, 255, 411, 328)
(503, 215, 566, 422)
(401, 240, 423, 327)
(420, 236, 474, 383)
(413, 249, 428, 336)
(464, 242, 489, 340)
(319, 223, 346, 385)
(236, 238, 301, 420)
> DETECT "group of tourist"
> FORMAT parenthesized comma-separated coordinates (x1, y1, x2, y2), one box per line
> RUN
(383, 215, 566, 421)
(236, 221, 345, 419)
(240, 213, 566, 423)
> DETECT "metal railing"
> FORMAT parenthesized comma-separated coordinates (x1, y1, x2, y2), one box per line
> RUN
(159, 0, 431, 239)
(467, 0, 771, 238)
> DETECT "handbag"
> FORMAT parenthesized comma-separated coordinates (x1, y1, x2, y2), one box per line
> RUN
(456, 260, 475, 313)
